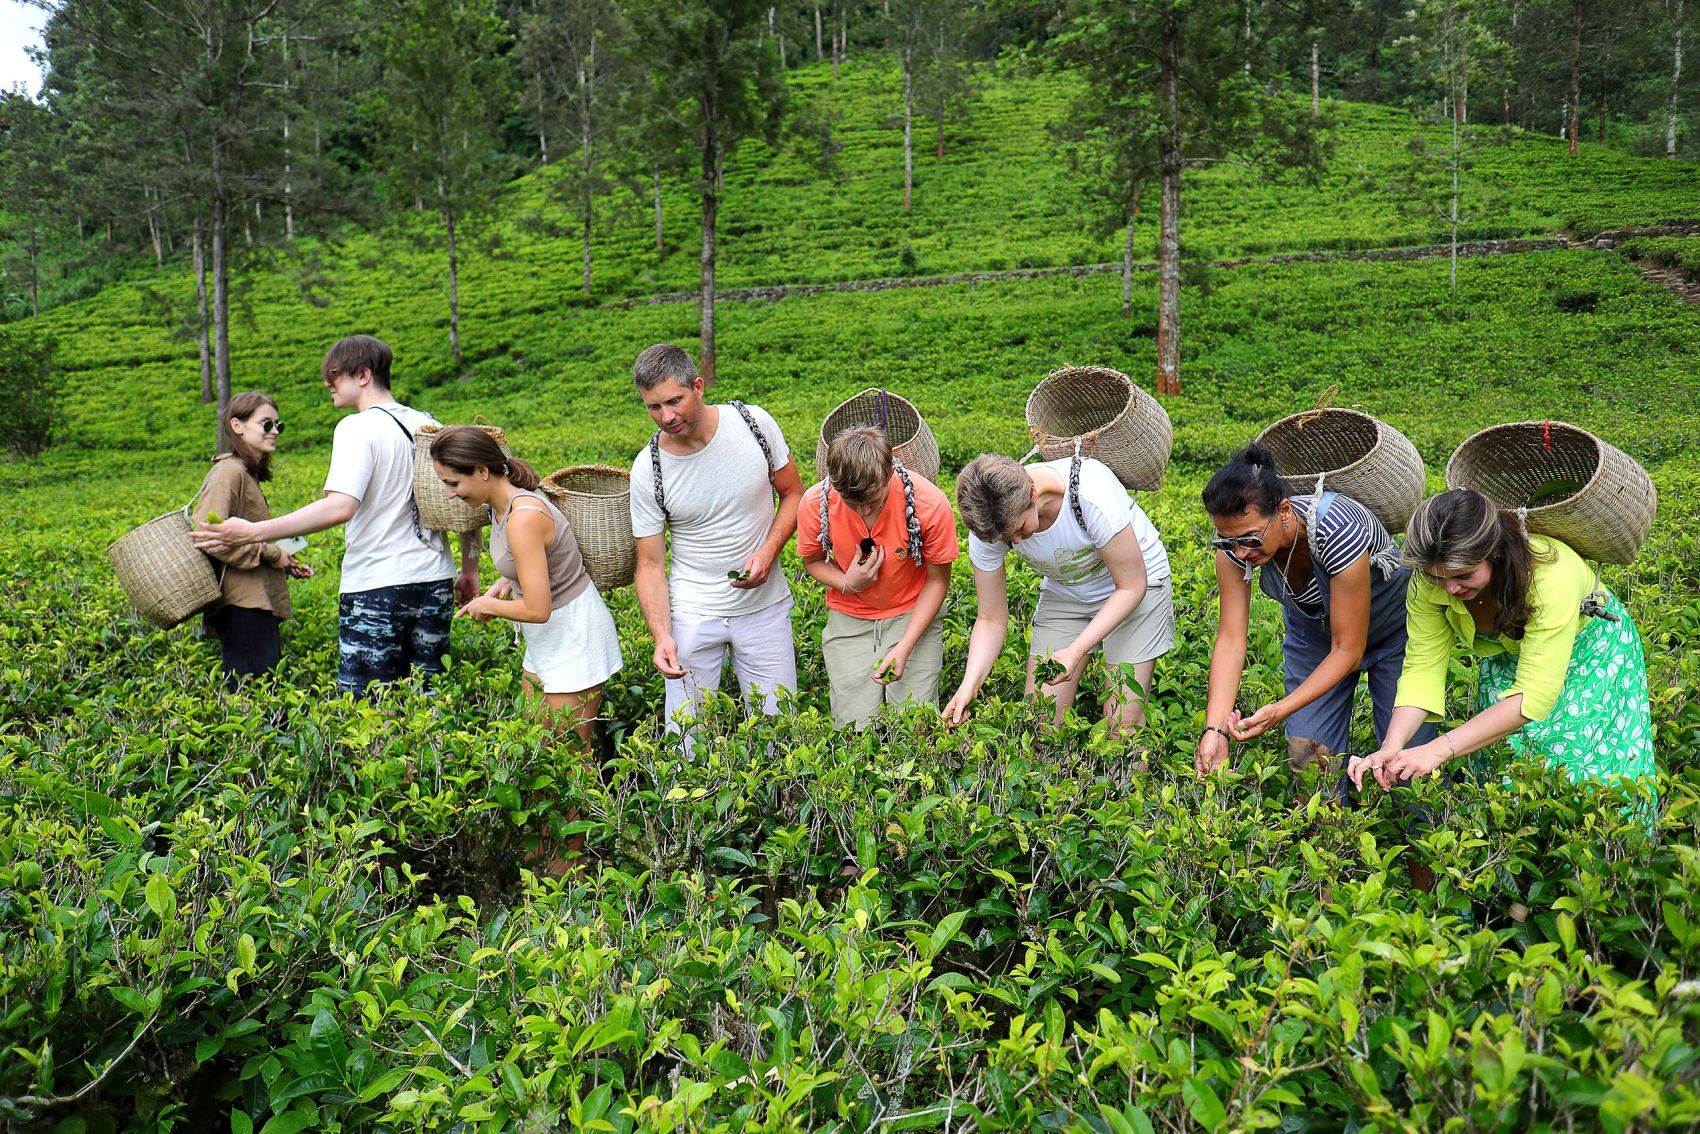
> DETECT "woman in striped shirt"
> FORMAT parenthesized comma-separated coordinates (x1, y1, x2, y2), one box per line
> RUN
(1195, 443, 1434, 794)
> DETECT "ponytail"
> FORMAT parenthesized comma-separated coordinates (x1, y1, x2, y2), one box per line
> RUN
(430, 425, 538, 489)
(1202, 441, 1288, 518)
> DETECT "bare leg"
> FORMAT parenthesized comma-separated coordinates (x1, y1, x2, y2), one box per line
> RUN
(520, 671, 604, 875)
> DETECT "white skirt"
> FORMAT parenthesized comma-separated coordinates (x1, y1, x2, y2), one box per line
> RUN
(515, 586, 624, 693)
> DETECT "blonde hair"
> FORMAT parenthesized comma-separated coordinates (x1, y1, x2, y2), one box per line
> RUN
(824, 426, 892, 503)
(956, 454, 1033, 542)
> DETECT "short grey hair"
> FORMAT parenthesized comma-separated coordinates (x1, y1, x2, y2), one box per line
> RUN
(633, 343, 699, 392)
(956, 454, 1033, 542)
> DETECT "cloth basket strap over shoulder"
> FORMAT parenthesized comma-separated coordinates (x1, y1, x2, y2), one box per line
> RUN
(649, 400, 776, 526)
(817, 459, 924, 564)
(1067, 444, 1088, 533)
(376, 407, 446, 552)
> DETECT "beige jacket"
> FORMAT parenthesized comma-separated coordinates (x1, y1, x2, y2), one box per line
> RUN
(191, 455, 294, 626)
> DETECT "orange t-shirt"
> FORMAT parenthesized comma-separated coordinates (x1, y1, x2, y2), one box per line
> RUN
(798, 472, 960, 618)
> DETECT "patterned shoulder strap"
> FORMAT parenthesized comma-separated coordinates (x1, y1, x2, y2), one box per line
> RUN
(1067, 447, 1087, 532)
(818, 464, 924, 565)
(731, 400, 776, 479)
(375, 406, 445, 553)
(648, 431, 671, 526)
(818, 476, 834, 562)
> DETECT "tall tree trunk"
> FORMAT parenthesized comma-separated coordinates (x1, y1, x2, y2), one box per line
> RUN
(1450, 88, 1461, 293)
(654, 167, 664, 250)
(147, 189, 162, 264)
(582, 150, 594, 295)
(446, 211, 461, 365)
(699, 137, 718, 384)
(1369, 8, 1383, 103)
(1671, 0, 1685, 158)
(815, 3, 823, 60)
(902, 33, 913, 210)
(1121, 183, 1141, 320)
(1311, 42, 1320, 116)
(937, 89, 945, 158)
(1456, 42, 1467, 122)
(212, 193, 231, 432)
(28, 221, 38, 318)
(833, 0, 840, 78)
(195, 226, 212, 404)
(1156, 12, 1182, 397)
(1568, 0, 1582, 156)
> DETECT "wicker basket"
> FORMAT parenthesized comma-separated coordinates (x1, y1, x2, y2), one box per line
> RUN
(107, 509, 222, 629)
(814, 388, 941, 483)
(1025, 366, 1172, 492)
(540, 465, 637, 590)
(1444, 421, 1657, 564)
(1255, 408, 1427, 535)
(415, 423, 509, 531)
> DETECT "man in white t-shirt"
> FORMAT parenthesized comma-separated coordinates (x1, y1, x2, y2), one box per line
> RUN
(195, 336, 481, 697)
(942, 452, 1175, 741)
(628, 343, 804, 729)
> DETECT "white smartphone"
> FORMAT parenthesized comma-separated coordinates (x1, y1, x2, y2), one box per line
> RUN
(277, 536, 309, 554)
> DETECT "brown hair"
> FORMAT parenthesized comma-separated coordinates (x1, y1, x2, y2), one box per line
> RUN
(322, 335, 393, 389)
(220, 391, 279, 482)
(429, 425, 541, 490)
(825, 426, 893, 503)
(956, 454, 1034, 542)
(633, 343, 699, 392)
(1402, 488, 1550, 638)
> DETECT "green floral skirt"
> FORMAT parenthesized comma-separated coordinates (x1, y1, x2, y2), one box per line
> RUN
(1476, 589, 1656, 784)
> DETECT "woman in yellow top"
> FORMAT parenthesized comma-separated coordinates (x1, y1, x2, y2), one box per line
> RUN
(1349, 489, 1655, 791)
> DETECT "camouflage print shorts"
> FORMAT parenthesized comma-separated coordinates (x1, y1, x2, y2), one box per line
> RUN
(337, 579, 454, 699)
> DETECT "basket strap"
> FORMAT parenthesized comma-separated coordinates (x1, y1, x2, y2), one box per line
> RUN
(732, 401, 777, 481)
(1579, 564, 1620, 622)
(648, 432, 671, 525)
(894, 458, 922, 562)
(377, 406, 446, 553)
(818, 475, 833, 562)
(1067, 439, 1087, 533)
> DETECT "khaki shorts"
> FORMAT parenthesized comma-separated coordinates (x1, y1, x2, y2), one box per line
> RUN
(1029, 578, 1175, 671)
(821, 607, 946, 729)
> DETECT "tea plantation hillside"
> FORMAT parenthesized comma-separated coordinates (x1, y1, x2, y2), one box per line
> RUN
(3, 60, 1700, 1134)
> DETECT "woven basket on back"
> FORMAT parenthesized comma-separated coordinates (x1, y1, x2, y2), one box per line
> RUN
(540, 465, 637, 590)
(1025, 366, 1172, 492)
(1444, 421, 1656, 564)
(107, 509, 221, 629)
(1255, 408, 1427, 535)
(415, 423, 509, 531)
(814, 388, 941, 483)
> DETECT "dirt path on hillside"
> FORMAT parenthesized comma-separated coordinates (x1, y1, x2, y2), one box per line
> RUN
(600, 222, 1700, 311)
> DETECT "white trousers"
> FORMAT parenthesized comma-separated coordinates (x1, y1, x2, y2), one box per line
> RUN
(664, 598, 798, 730)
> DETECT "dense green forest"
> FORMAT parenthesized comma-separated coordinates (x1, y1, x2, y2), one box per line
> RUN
(2, 2, 1700, 1131)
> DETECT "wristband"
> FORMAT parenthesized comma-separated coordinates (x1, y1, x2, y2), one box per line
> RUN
(1205, 725, 1232, 743)
(1442, 732, 1456, 761)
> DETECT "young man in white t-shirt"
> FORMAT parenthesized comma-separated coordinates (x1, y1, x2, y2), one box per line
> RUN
(195, 336, 481, 697)
(627, 343, 805, 728)
(942, 452, 1174, 740)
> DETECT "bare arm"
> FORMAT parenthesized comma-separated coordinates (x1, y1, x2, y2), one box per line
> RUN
(736, 456, 804, 589)
(455, 506, 553, 624)
(194, 491, 359, 552)
(1045, 526, 1148, 684)
(1231, 553, 1373, 741)
(634, 532, 684, 677)
(942, 564, 1011, 723)
(1198, 552, 1252, 775)
(878, 560, 953, 683)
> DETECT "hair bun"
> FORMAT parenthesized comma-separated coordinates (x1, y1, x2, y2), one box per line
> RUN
(1239, 441, 1279, 472)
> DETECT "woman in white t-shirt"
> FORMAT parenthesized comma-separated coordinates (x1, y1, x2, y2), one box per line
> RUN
(943, 453, 1175, 739)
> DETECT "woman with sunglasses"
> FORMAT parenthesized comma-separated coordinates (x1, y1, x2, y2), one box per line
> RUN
(1347, 489, 1654, 794)
(1195, 443, 1433, 790)
(190, 391, 314, 685)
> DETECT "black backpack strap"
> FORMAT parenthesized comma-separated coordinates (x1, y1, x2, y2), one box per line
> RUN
(648, 431, 671, 526)
(375, 407, 443, 552)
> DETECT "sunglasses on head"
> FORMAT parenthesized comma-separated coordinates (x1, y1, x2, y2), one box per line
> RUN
(1208, 514, 1273, 552)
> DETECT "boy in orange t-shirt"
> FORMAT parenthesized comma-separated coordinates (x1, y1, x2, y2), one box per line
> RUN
(798, 426, 960, 728)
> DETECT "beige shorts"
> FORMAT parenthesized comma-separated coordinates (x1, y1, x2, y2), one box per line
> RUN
(821, 607, 946, 729)
(1029, 578, 1175, 670)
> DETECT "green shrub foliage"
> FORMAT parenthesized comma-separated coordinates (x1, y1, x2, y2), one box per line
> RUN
(0, 327, 57, 456)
